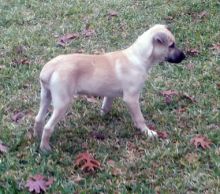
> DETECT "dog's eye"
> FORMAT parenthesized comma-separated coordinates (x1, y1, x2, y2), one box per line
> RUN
(169, 43, 175, 48)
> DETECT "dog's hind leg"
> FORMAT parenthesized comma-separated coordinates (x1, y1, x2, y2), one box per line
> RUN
(40, 83, 72, 152)
(34, 82, 51, 139)
(100, 97, 114, 116)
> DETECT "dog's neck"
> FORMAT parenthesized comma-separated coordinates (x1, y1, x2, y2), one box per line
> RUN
(124, 31, 161, 72)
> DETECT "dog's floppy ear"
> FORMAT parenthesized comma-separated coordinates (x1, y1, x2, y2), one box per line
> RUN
(153, 32, 168, 46)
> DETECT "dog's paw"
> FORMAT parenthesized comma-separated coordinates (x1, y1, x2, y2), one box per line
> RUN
(40, 143, 52, 153)
(100, 109, 110, 117)
(142, 127, 158, 138)
(100, 109, 106, 116)
(147, 129, 158, 138)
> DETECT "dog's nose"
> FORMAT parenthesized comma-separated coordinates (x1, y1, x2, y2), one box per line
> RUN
(175, 51, 186, 63)
(166, 49, 186, 64)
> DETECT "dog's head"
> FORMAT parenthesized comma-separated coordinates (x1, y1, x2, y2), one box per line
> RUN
(150, 25, 185, 64)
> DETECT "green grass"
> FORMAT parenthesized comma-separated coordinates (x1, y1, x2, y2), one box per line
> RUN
(0, 0, 220, 193)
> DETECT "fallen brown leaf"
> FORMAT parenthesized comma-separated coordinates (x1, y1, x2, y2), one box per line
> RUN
(82, 95, 99, 103)
(25, 174, 54, 193)
(176, 107, 187, 113)
(82, 28, 96, 37)
(57, 33, 79, 47)
(75, 151, 101, 172)
(191, 135, 212, 149)
(160, 90, 179, 96)
(11, 111, 25, 123)
(82, 24, 96, 38)
(107, 10, 118, 19)
(198, 10, 208, 19)
(164, 16, 174, 21)
(160, 90, 179, 104)
(157, 131, 169, 139)
(182, 93, 196, 103)
(12, 58, 30, 66)
(0, 140, 8, 153)
(186, 48, 200, 56)
(160, 90, 196, 104)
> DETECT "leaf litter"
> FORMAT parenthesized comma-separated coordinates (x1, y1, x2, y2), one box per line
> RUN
(25, 174, 54, 193)
(0, 140, 8, 153)
(191, 135, 212, 150)
(57, 32, 80, 47)
(75, 151, 101, 172)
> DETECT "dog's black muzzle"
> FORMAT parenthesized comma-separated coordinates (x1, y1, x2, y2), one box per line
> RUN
(165, 48, 186, 64)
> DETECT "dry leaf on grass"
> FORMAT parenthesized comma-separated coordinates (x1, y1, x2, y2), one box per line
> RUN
(82, 24, 96, 38)
(75, 151, 101, 172)
(25, 174, 54, 193)
(160, 89, 196, 104)
(198, 10, 208, 19)
(186, 48, 200, 56)
(160, 90, 178, 104)
(191, 135, 212, 149)
(57, 33, 79, 47)
(176, 107, 187, 113)
(0, 140, 8, 153)
(82, 95, 99, 104)
(160, 90, 179, 96)
(107, 10, 118, 19)
(157, 131, 169, 139)
(182, 93, 196, 103)
(12, 58, 30, 66)
(11, 111, 25, 123)
(164, 16, 174, 21)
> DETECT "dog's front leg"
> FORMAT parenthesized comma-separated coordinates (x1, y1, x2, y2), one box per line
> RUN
(123, 92, 157, 137)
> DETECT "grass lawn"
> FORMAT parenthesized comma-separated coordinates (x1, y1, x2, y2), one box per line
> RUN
(0, 0, 220, 193)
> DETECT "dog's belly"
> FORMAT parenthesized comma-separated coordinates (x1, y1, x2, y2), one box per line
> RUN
(76, 84, 123, 97)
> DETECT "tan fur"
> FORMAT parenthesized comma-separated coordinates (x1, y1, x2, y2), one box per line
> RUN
(34, 24, 185, 152)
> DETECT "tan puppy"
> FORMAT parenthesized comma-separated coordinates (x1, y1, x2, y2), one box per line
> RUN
(34, 24, 185, 152)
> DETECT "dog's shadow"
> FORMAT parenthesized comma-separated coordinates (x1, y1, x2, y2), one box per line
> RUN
(53, 103, 137, 153)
